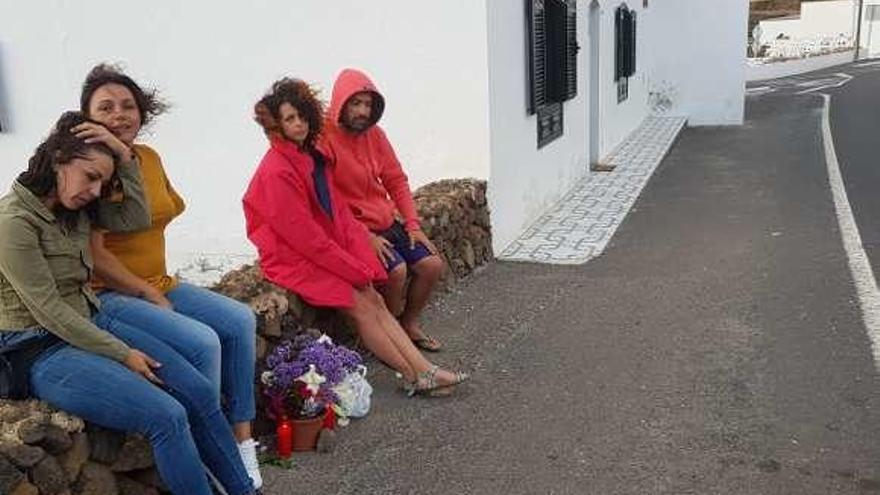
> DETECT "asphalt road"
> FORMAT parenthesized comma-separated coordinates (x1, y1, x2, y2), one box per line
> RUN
(264, 63, 880, 494)
(827, 63, 880, 281)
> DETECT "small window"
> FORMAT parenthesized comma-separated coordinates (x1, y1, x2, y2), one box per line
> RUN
(617, 77, 629, 103)
(527, 0, 578, 147)
(537, 102, 564, 149)
(615, 4, 637, 103)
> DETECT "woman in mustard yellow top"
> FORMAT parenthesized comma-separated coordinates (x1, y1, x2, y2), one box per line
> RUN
(80, 65, 262, 490)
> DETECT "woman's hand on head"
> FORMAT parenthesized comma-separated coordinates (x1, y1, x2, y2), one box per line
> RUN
(71, 122, 134, 161)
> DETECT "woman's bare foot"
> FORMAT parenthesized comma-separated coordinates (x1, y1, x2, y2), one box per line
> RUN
(433, 368, 468, 387)
(407, 366, 469, 397)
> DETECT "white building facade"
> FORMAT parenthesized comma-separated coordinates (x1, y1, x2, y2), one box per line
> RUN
(754, 0, 858, 59)
(488, 0, 747, 252)
(0, 0, 746, 274)
(858, 0, 880, 57)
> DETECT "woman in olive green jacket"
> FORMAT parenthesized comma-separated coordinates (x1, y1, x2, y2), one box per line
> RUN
(0, 112, 260, 495)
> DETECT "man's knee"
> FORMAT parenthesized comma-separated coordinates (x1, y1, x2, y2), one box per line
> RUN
(387, 263, 408, 288)
(413, 255, 444, 279)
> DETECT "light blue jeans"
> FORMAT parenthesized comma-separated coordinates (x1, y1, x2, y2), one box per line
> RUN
(5, 323, 256, 495)
(97, 283, 257, 423)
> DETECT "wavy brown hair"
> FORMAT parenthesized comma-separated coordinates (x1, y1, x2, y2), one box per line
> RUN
(80, 63, 169, 129)
(255, 78, 324, 150)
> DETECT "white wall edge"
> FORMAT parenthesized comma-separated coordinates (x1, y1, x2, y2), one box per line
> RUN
(747, 50, 856, 81)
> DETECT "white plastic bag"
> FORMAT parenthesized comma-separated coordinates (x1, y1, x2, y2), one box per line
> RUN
(342, 365, 372, 418)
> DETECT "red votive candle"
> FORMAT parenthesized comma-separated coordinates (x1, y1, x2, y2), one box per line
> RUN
(276, 416, 293, 458)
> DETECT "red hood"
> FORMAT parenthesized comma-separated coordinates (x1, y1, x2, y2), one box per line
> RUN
(328, 68, 386, 130)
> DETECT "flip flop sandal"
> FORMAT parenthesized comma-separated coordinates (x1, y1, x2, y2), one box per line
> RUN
(411, 334, 443, 352)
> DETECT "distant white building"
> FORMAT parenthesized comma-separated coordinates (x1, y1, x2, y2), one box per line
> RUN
(0, 1, 746, 274)
(754, 0, 858, 59)
(858, 0, 880, 57)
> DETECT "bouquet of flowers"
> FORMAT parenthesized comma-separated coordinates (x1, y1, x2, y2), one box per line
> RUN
(261, 332, 365, 422)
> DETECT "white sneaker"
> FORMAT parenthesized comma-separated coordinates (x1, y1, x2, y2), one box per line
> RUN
(237, 438, 263, 490)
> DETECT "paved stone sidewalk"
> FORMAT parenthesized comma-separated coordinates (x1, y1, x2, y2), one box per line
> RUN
(499, 115, 687, 264)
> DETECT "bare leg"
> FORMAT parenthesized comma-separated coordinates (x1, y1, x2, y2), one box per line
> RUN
(342, 288, 415, 381)
(380, 264, 408, 317)
(366, 287, 460, 386)
(233, 422, 251, 442)
(399, 255, 444, 339)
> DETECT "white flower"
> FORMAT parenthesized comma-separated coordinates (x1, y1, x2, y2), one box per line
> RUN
(260, 371, 274, 386)
(331, 403, 351, 426)
(332, 382, 355, 416)
(295, 364, 326, 395)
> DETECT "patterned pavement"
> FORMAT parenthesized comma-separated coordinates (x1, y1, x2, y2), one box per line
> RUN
(499, 115, 687, 264)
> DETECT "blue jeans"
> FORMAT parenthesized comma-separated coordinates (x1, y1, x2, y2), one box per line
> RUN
(97, 283, 257, 423)
(5, 325, 255, 495)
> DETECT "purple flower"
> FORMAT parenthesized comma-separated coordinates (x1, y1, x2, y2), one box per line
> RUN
(260, 333, 362, 418)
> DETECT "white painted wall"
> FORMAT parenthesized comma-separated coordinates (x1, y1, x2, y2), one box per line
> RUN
(0, 1, 491, 272)
(486, 0, 590, 253)
(747, 49, 855, 81)
(756, 17, 803, 44)
(646, 0, 747, 125)
(595, 0, 747, 150)
(757, 0, 856, 45)
(595, 0, 650, 161)
(859, 0, 880, 57)
(1, 0, 748, 267)
(486, 0, 747, 253)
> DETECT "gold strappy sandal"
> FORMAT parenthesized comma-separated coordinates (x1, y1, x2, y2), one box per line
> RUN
(403, 365, 469, 398)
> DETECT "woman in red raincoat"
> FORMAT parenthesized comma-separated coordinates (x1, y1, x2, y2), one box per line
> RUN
(243, 78, 467, 396)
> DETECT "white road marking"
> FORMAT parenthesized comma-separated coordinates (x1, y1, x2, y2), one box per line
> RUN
(797, 78, 837, 88)
(820, 93, 880, 366)
(747, 86, 776, 96)
(797, 73, 853, 94)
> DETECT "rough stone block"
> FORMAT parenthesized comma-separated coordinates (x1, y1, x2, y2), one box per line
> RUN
(115, 474, 159, 495)
(73, 462, 118, 495)
(39, 425, 73, 455)
(58, 433, 90, 481)
(17, 420, 46, 445)
(0, 443, 46, 469)
(0, 456, 25, 494)
(30, 455, 68, 495)
(127, 468, 167, 493)
(8, 479, 39, 495)
(110, 436, 153, 472)
(86, 426, 123, 465)
(256, 335, 269, 361)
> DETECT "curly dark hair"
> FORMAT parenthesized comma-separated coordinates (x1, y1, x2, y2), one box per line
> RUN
(80, 63, 169, 129)
(19, 111, 120, 228)
(256, 78, 324, 150)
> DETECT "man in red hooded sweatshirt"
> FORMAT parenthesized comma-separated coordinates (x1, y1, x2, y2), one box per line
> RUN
(323, 68, 445, 352)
